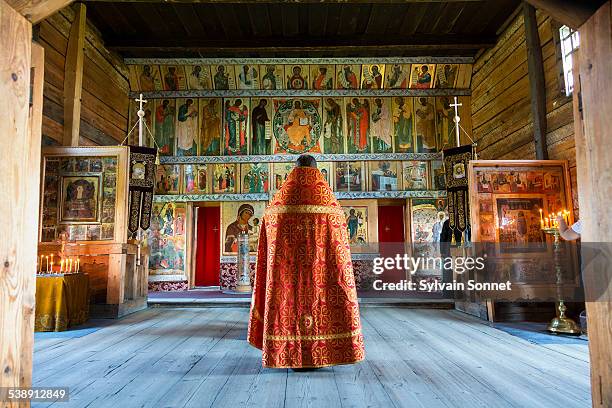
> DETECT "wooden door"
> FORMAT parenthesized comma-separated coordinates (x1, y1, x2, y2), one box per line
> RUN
(377, 204, 406, 283)
(195, 206, 221, 287)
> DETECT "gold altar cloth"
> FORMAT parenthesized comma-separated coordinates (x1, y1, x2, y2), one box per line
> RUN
(35, 273, 90, 332)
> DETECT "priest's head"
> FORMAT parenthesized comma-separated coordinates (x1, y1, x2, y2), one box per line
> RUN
(296, 154, 317, 168)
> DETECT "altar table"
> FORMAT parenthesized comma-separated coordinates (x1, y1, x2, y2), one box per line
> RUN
(35, 273, 90, 332)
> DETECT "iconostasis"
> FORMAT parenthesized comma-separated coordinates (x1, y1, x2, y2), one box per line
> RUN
(131, 58, 470, 289)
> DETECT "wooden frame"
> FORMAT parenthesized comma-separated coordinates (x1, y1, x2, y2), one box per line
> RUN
(39, 146, 130, 243)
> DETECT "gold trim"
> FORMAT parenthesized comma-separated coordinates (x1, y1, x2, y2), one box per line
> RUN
(265, 328, 361, 341)
(266, 205, 344, 216)
(263, 356, 365, 369)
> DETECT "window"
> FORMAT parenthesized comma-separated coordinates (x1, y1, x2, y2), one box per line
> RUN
(559, 25, 580, 96)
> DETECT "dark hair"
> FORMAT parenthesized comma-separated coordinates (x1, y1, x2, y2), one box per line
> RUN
(296, 154, 317, 168)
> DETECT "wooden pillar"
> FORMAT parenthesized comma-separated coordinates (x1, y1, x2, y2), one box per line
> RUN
(0, 0, 37, 400)
(62, 2, 86, 146)
(572, 1, 612, 406)
(523, 2, 548, 159)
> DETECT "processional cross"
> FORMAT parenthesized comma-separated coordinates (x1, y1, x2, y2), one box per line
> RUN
(135, 93, 147, 147)
(450, 96, 462, 148)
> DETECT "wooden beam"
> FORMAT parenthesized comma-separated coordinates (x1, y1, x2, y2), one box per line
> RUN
(6, 0, 73, 23)
(83, 0, 484, 3)
(573, 3, 612, 406)
(63, 2, 86, 146)
(524, 0, 606, 30)
(107, 35, 496, 55)
(0, 0, 38, 399)
(523, 2, 548, 159)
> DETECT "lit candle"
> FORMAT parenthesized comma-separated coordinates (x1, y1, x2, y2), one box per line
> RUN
(69, 258, 72, 273)
(539, 208, 543, 222)
(540, 219, 544, 229)
(46, 256, 49, 273)
(545, 217, 549, 228)
(50, 261, 54, 273)
(76, 258, 80, 273)
(50, 254, 54, 266)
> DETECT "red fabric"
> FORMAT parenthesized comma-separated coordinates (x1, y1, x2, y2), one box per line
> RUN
(248, 167, 365, 368)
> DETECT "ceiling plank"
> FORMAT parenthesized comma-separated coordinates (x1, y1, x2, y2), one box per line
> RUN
(524, 0, 606, 30)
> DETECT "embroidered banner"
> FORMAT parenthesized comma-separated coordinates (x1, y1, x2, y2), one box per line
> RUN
(128, 146, 157, 234)
(443, 144, 472, 233)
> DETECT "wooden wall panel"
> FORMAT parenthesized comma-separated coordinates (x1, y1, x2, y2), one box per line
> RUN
(0, 0, 36, 396)
(37, 4, 129, 146)
(471, 9, 579, 214)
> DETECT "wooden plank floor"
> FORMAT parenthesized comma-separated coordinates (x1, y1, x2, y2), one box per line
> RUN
(32, 308, 591, 408)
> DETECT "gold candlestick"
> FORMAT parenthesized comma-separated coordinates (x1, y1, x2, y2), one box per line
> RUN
(542, 227, 581, 335)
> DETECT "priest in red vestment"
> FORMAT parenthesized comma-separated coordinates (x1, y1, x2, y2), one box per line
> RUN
(248, 155, 365, 368)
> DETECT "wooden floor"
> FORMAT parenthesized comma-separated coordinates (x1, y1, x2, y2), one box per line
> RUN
(33, 307, 591, 408)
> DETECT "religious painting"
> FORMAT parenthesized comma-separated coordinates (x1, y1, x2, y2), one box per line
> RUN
(342, 206, 369, 247)
(155, 164, 182, 195)
(385, 64, 410, 89)
(59, 175, 102, 223)
(183, 164, 208, 194)
(101, 223, 115, 240)
(160, 65, 186, 91)
(369, 161, 400, 191)
(87, 224, 101, 241)
(318, 162, 333, 188)
(370, 97, 393, 153)
(434, 64, 459, 88)
(212, 64, 236, 90)
(250, 98, 273, 155)
(495, 197, 546, 252)
(136, 64, 162, 91)
(401, 161, 429, 190)
(431, 160, 446, 190)
(186, 65, 212, 90)
(284, 65, 309, 90)
(435, 96, 456, 150)
(154, 99, 176, 156)
(198, 98, 222, 155)
(361, 64, 385, 89)
(221, 201, 266, 254)
(241, 163, 269, 193)
(235, 64, 260, 90)
(469, 161, 573, 252)
(409, 64, 436, 89)
(334, 161, 365, 192)
(149, 202, 186, 272)
(67, 225, 88, 241)
(175, 98, 199, 156)
(321, 97, 345, 154)
(127, 65, 140, 91)
(271, 162, 294, 191)
(392, 96, 414, 153)
(212, 163, 238, 194)
(414, 97, 437, 152)
(346, 98, 370, 153)
(336, 65, 360, 89)
(272, 98, 322, 154)
(310, 65, 335, 90)
(455, 64, 473, 88)
(411, 198, 448, 244)
(223, 98, 249, 155)
(259, 65, 283, 90)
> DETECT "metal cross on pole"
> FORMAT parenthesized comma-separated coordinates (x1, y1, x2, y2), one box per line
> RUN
(450, 96, 462, 147)
(135, 93, 147, 147)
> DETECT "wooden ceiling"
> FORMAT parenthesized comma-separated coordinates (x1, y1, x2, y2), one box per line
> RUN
(84, 0, 522, 58)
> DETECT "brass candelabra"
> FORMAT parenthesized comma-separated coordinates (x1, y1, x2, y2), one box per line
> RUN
(541, 227, 581, 335)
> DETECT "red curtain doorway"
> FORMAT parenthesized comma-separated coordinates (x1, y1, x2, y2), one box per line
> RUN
(377, 203, 406, 283)
(195, 206, 221, 287)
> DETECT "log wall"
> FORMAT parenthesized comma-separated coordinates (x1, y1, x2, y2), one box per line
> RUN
(36, 5, 129, 146)
(471, 10, 579, 214)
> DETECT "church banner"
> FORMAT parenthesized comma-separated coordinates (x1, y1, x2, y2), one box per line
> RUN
(443, 144, 472, 234)
(128, 145, 157, 234)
